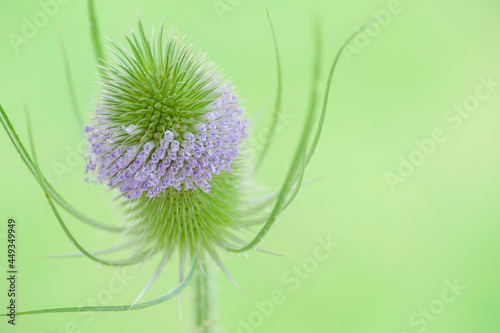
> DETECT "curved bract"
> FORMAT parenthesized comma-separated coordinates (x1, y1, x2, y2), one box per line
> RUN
(0, 260, 197, 317)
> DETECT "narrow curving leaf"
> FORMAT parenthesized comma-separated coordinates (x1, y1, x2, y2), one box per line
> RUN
(0, 260, 197, 317)
(255, 3, 283, 171)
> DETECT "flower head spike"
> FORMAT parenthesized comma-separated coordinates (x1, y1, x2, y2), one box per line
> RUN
(84, 20, 250, 267)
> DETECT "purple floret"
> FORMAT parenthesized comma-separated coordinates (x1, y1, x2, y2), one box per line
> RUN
(85, 85, 248, 200)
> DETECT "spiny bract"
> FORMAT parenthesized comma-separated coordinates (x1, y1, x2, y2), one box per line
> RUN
(84, 20, 252, 265)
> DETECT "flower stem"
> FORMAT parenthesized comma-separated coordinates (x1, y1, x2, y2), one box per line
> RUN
(193, 259, 217, 333)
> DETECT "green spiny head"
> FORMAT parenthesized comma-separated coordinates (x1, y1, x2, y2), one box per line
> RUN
(84, 19, 250, 264)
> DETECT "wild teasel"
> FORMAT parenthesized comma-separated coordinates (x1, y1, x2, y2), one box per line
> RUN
(0, 3, 378, 331)
(84, 24, 253, 277)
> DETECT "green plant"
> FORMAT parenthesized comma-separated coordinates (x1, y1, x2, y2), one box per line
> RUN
(0, 1, 377, 331)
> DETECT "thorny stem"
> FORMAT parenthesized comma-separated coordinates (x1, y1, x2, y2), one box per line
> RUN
(194, 258, 217, 333)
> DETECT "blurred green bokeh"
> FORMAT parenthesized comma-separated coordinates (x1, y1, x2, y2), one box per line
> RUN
(1, 0, 499, 332)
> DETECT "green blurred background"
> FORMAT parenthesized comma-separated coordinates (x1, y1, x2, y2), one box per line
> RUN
(1, 0, 500, 332)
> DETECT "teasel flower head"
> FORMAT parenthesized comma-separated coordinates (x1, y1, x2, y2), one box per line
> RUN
(84, 20, 251, 271)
